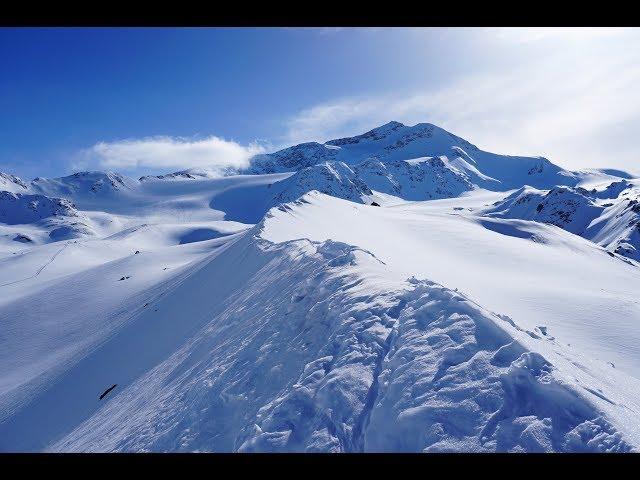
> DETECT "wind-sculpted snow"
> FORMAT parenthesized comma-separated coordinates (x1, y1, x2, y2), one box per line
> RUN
(3, 120, 640, 453)
(243, 273, 632, 452)
(364, 280, 631, 452)
(41, 225, 635, 452)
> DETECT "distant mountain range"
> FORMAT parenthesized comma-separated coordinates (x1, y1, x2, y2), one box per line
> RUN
(2, 121, 637, 259)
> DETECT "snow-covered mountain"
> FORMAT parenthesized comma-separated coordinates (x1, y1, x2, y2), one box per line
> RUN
(0, 173, 29, 193)
(2, 121, 640, 453)
(0, 191, 79, 225)
(249, 121, 577, 191)
(482, 179, 640, 261)
(139, 166, 236, 182)
(31, 171, 137, 198)
(0, 191, 95, 242)
(354, 156, 475, 200)
(272, 162, 373, 205)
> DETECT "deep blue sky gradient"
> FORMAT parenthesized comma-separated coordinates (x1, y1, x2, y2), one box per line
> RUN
(1, 27, 638, 178)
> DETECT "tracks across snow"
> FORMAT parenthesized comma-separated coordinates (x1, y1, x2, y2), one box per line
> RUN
(0, 241, 71, 288)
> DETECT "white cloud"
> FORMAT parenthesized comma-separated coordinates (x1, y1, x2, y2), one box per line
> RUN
(78, 136, 265, 174)
(487, 27, 633, 44)
(284, 28, 640, 172)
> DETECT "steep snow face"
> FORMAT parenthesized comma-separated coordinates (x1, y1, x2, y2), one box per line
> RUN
(249, 142, 339, 174)
(213, 156, 473, 224)
(588, 179, 634, 199)
(214, 156, 476, 224)
(0, 191, 79, 225)
(586, 194, 640, 261)
(0, 173, 29, 193)
(273, 162, 372, 205)
(483, 186, 603, 235)
(248, 121, 576, 191)
(354, 157, 474, 200)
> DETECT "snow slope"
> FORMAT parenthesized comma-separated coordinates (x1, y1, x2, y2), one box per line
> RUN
(0, 173, 29, 193)
(2, 120, 640, 453)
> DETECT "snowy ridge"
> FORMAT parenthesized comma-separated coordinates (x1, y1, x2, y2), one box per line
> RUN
(482, 180, 640, 261)
(0, 170, 139, 200)
(483, 186, 603, 235)
(30, 171, 138, 199)
(38, 218, 636, 452)
(0, 173, 28, 193)
(272, 162, 373, 205)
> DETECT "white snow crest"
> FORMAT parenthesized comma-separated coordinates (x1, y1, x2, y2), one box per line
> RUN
(48, 231, 633, 452)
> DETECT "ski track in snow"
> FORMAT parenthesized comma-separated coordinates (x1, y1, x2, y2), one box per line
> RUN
(0, 241, 71, 288)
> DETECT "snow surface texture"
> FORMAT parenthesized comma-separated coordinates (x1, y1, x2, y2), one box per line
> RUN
(1, 121, 640, 452)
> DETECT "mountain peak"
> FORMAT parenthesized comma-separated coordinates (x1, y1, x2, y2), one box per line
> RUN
(326, 120, 407, 147)
(376, 120, 406, 130)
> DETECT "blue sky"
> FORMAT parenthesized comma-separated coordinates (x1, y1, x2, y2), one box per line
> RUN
(1, 27, 639, 178)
